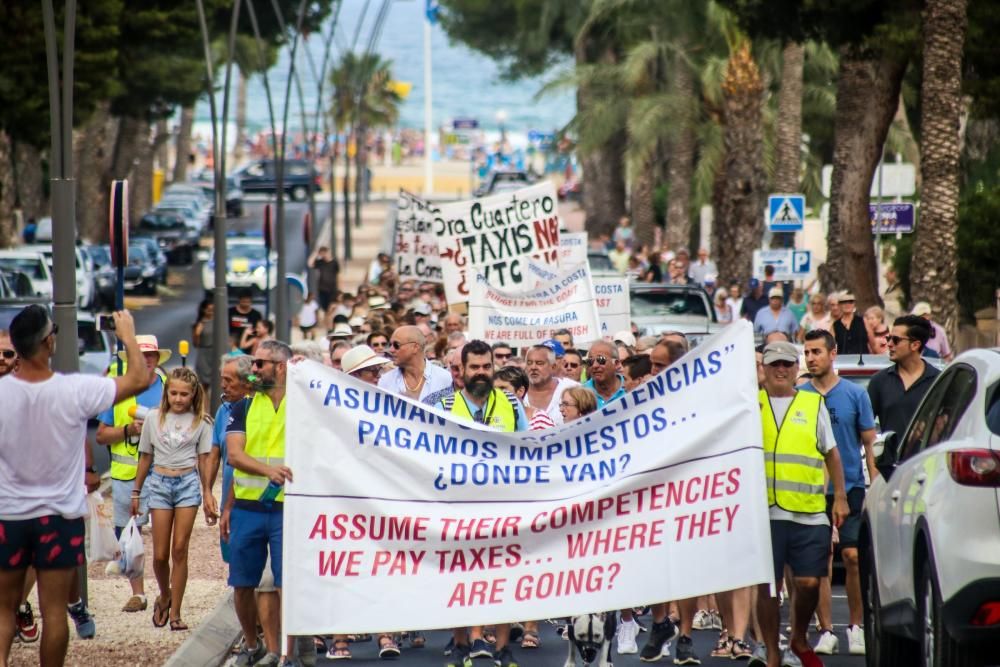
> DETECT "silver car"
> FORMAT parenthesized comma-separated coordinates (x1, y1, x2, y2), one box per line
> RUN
(628, 283, 722, 348)
(861, 349, 1000, 666)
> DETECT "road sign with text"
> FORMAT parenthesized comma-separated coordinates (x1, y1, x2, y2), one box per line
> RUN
(753, 249, 812, 281)
(767, 194, 805, 232)
(869, 203, 915, 234)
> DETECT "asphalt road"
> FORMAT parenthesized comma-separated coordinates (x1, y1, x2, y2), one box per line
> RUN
(305, 593, 865, 665)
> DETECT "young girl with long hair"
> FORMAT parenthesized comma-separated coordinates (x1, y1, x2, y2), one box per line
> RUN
(133, 368, 217, 631)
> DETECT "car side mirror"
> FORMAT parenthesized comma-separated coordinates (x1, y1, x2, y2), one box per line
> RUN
(874, 430, 898, 478)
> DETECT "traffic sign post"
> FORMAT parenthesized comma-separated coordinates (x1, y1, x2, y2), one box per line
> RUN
(869, 203, 915, 234)
(753, 249, 812, 281)
(767, 194, 805, 232)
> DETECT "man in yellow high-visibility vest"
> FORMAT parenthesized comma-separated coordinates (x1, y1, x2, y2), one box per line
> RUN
(95, 335, 170, 613)
(225, 340, 293, 667)
(754, 341, 849, 667)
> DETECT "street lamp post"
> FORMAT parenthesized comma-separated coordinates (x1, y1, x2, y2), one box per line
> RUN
(495, 109, 508, 147)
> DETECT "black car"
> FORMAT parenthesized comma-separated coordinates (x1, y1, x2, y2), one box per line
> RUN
(138, 211, 199, 264)
(185, 175, 244, 218)
(233, 159, 320, 201)
(474, 170, 533, 197)
(123, 245, 158, 295)
(82, 244, 116, 310)
(129, 236, 169, 285)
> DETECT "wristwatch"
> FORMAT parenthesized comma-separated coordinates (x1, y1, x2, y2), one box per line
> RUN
(85, 466, 97, 474)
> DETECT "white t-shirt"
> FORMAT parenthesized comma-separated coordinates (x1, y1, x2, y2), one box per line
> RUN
(0, 373, 116, 520)
(298, 300, 320, 328)
(766, 394, 836, 526)
(525, 377, 579, 426)
(138, 409, 213, 469)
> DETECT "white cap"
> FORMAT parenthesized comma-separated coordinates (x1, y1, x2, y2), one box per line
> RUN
(612, 330, 636, 347)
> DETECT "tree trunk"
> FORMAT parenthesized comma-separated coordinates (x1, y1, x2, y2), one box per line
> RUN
(576, 39, 626, 240)
(714, 43, 767, 289)
(818, 47, 908, 308)
(234, 70, 248, 163)
(173, 105, 194, 183)
(75, 101, 115, 242)
(630, 162, 657, 249)
(911, 0, 967, 338)
(771, 42, 804, 249)
(155, 118, 170, 174)
(665, 58, 695, 251)
(0, 131, 15, 247)
(105, 116, 149, 227)
(14, 141, 46, 221)
(355, 121, 366, 228)
(131, 120, 155, 219)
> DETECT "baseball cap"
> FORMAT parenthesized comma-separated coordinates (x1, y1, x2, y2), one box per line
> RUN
(912, 301, 932, 317)
(541, 339, 565, 358)
(412, 302, 432, 316)
(612, 330, 636, 347)
(762, 341, 798, 365)
(748, 278, 760, 289)
(768, 287, 784, 299)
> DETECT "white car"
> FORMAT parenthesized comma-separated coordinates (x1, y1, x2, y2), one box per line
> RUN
(77, 312, 114, 376)
(0, 250, 52, 298)
(202, 238, 278, 295)
(861, 349, 1000, 666)
(22, 244, 96, 310)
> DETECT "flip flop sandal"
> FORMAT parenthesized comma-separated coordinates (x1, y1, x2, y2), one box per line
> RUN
(152, 596, 170, 628)
(314, 636, 330, 653)
(520, 631, 540, 649)
(409, 632, 426, 648)
(169, 619, 189, 631)
(378, 636, 401, 659)
(329, 640, 352, 660)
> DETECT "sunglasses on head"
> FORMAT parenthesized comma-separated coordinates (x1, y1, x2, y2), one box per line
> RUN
(0, 350, 15, 360)
(586, 355, 610, 367)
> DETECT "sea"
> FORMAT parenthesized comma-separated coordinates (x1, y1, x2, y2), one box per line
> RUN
(193, 1, 576, 147)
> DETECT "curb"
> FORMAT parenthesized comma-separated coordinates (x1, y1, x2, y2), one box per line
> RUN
(163, 590, 241, 667)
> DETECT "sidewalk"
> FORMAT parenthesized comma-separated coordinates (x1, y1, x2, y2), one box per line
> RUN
(9, 484, 229, 667)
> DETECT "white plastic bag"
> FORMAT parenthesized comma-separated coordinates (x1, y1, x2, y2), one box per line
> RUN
(85, 491, 120, 563)
(117, 516, 145, 579)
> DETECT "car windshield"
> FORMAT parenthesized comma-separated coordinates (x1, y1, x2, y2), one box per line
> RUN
(0, 257, 46, 280)
(78, 321, 106, 353)
(128, 246, 150, 265)
(141, 215, 184, 230)
(88, 246, 111, 267)
(227, 244, 268, 261)
(631, 290, 709, 318)
(588, 253, 614, 272)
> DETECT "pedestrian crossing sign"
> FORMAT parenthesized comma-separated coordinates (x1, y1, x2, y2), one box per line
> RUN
(767, 194, 805, 232)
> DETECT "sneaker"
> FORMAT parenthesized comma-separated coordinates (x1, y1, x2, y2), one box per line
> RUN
(254, 652, 281, 667)
(710, 611, 724, 631)
(234, 642, 266, 667)
(67, 600, 96, 639)
(16, 602, 39, 643)
(445, 643, 472, 667)
(616, 618, 640, 654)
(692, 610, 712, 630)
(493, 647, 518, 667)
(640, 618, 680, 662)
(469, 638, 493, 659)
(781, 650, 804, 667)
(673, 635, 701, 665)
(813, 629, 838, 655)
(710, 636, 732, 658)
(846, 624, 865, 655)
(730, 639, 752, 660)
(747, 643, 767, 667)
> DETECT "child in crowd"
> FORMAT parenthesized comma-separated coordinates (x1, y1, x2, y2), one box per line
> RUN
(133, 368, 216, 631)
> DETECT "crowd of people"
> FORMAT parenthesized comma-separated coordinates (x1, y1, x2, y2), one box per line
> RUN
(0, 233, 954, 667)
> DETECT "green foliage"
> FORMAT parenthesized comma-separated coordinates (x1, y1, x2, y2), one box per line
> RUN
(956, 186, 1000, 320)
(329, 52, 402, 131)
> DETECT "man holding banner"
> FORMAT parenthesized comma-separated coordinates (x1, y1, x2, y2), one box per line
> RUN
(755, 341, 848, 667)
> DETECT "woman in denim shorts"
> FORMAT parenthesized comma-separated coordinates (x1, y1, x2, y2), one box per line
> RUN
(133, 368, 217, 631)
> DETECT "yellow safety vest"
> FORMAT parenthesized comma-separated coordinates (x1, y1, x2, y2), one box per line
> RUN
(232, 393, 286, 503)
(760, 389, 826, 514)
(444, 388, 518, 432)
(106, 365, 166, 481)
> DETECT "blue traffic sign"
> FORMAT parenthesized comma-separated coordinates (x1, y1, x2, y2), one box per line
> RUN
(768, 194, 805, 232)
(452, 118, 479, 130)
(869, 203, 915, 234)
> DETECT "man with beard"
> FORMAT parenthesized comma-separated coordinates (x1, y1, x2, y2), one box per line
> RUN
(523, 343, 578, 425)
(0, 330, 15, 378)
(226, 340, 294, 667)
(436, 340, 526, 667)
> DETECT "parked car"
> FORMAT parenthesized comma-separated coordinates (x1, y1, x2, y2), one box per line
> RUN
(0, 250, 52, 299)
(129, 236, 169, 285)
(138, 211, 199, 264)
(201, 237, 277, 296)
(587, 250, 614, 273)
(474, 169, 533, 197)
(21, 243, 96, 310)
(122, 244, 159, 295)
(156, 199, 210, 233)
(77, 312, 114, 376)
(232, 159, 320, 201)
(82, 244, 117, 310)
(628, 283, 722, 348)
(860, 350, 1000, 666)
(185, 174, 244, 217)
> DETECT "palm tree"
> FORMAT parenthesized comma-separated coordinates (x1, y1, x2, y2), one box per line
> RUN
(911, 0, 968, 338)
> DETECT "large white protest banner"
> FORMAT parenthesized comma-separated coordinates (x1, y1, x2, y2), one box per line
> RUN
(467, 265, 602, 346)
(592, 273, 631, 337)
(392, 190, 443, 282)
(433, 181, 562, 304)
(282, 322, 771, 634)
(558, 232, 588, 267)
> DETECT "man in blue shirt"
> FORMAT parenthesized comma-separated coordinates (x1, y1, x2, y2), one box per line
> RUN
(754, 287, 800, 339)
(582, 340, 626, 408)
(799, 329, 877, 657)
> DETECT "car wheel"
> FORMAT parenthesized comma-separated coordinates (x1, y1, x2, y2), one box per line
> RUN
(862, 539, 918, 667)
(291, 185, 308, 201)
(918, 560, 981, 667)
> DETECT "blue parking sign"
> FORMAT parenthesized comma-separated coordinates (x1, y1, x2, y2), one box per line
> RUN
(768, 194, 805, 232)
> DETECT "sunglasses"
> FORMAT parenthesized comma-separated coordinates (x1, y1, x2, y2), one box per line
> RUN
(586, 355, 610, 367)
(767, 360, 796, 368)
(494, 352, 512, 359)
(370, 341, 387, 348)
(564, 361, 581, 369)
(389, 340, 415, 349)
(887, 335, 912, 345)
(252, 358, 277, 368)
(0, 350, 15, 360)
(47, 323, 59, 338)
